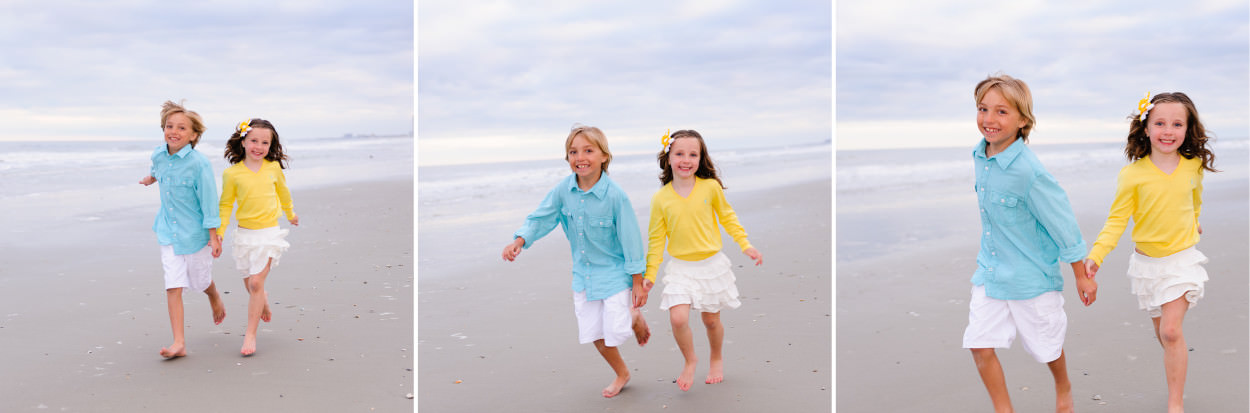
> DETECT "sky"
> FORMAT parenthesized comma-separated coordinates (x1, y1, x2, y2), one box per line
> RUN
(0, 1, 413, 143)
(417, 0, 834, 166)
(837, 0, 1249, 151)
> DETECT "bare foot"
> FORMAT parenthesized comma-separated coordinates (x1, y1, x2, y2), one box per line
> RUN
(632, 312, 650, 346)
(705, 359, 724, 384)
(210, 299, 226, 325)
(160, 343, 186, 359)
(261, 304, 272, 323)
(1056, 391, 1074, 413)
(241, 335, 257, 356)
(677, 362, 697, 391)
(603, 374, 629, 398)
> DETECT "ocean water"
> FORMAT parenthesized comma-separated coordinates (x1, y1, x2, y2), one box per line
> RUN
(835, 137, 1250, 262)
(416, 141, 833, 276)
(0, 135, 413, 239)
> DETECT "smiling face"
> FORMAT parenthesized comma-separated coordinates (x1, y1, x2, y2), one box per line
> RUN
(242, 127, 273, 163)
(1144, 102, 1188, 156)
(976, 88, 1027, 153)
(667, 137, 701, 180)
(567, 134, 607, 181)
(163, 112, 196, 154)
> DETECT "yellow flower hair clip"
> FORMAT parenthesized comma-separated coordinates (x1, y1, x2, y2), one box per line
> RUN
(237, 119, 253, 136)
(660, 129, 671, 151)
(1136, 92, 1153, 122)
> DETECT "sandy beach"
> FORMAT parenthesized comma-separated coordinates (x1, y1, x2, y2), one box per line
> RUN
(417, 178, 833, 412)
(836, 143, 1249, 412)
(0, 179, 415, 412)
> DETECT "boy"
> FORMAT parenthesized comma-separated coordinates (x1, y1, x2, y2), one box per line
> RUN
(140, 100, 226, 358)
(964, 75, 1098, 413)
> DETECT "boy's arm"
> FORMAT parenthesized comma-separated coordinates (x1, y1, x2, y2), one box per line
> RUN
(197, 160, 220, 235)
(1026, 172, 1086, 265)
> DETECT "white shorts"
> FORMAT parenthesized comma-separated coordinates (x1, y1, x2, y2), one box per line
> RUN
(962, 285, 1067, 363)
(160, 244, 213, 292)
(1127, 247, 1208, 318)
(573, 288, 632, 347)
(231, 226, 289, 276)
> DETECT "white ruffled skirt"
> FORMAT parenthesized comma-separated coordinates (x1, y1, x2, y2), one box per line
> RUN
(231, 226, 289, 276)
(1125, 247, 1208, 318)
(659, 252, 741, 313)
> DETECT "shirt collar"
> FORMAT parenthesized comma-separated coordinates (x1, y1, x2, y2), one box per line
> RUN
(165, 144, 194, 159)
(565, 172, 610, 198)
(973, 138, 1024, 169)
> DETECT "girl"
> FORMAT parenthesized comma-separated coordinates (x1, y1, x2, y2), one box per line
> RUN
(218, 118, 299, 356)
(1085, 92, 1217, 413)
(500, 124, 650, 399)
(139, 100, 226, 359)
(961, 75, 1096, 413)
(645, 129, 763, 392)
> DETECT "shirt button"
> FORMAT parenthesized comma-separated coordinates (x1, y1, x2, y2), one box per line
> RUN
(985, 231, 990, 236)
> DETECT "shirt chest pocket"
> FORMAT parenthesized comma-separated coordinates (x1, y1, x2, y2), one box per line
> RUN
(988, 191, 1030, 224)
(587, 215, 616, 241)
(162, 174, 197, 196)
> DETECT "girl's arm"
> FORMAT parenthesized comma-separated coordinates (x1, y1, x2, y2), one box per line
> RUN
(709, 185, 758, 263)
(274, 164, 297, 225)
(644, 194, 668, 283)
(1087, 169, 1136, 267)
(1193, 169, 1203, 230)
(218, 168, 237, 238)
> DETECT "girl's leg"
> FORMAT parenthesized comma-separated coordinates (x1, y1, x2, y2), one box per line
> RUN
(241, 259, 272, 356)
(161, 288, 187, 358)
(669, 304, 698, 391)
(592, 339, 630, 398)
(1154, 296, 1190, 413)
(701, 311, 725, 384)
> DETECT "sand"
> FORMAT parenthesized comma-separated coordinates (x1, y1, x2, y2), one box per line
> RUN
(836, 161, 1249, 411)
(0, 179, 414, 412)
(417, 178, 833, 412)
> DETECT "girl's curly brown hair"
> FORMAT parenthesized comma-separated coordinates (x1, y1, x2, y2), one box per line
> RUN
(224, 118, 289, 168)
(657, 129, 725, 189)
(1125, 92, 1217, 172)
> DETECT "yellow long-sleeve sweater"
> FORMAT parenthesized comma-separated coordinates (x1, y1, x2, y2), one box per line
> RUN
(645, 178, 752, 282)
(1088, 155, 1203, 265)
(218, 160, 294, 236)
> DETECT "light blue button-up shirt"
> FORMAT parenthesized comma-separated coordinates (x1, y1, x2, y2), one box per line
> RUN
(150, 144, 219, 255)
(972, 139, 1086, 300)
(514, 173, 645, 301)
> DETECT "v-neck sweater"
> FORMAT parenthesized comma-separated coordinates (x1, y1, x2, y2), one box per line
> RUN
(1088, 155, 1204, 265)
(644, 178, 752, 282)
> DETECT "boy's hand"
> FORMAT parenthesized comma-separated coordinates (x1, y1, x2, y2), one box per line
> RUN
(501, 237, 525, 261)
(632, 275, 651, 308)
(1075, 275, 1098, 306)
(139, 176, 156, 186)
(744, 247, 763, 266)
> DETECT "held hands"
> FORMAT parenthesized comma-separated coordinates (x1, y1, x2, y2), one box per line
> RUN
(1083, 258, 1100, 279)
(632, 275, 653, 309)
(209, 231, 222, 258)
(501, 237, 525, 261)
(1073, 260, 1097, 306)
(139, 176, 156, 186)
(744, 247, 763, 266)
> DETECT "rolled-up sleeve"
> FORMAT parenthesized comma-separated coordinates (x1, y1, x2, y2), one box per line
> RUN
(1028, 172, 1086, 264)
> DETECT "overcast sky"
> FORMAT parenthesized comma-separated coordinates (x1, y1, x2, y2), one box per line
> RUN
(0, 1, 413, 142)
(417, 0, 833, 166)
(837, 0, 1249, 151)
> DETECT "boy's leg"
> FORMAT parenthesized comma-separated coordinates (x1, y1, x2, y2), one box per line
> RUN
(669, 304, 698, 391)
(204, 281, 226, 325)
(970, 348, 1013, 413)
(1046, 350, 1074, 413)
(592, 339, 630, 398)
(161, 288, 187, 358)
(1155, 296, 1190, 412)
(701, 311, 724, 384)
(241, 259, 272, 356)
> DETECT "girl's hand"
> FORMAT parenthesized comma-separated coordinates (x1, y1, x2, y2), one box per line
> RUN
(744, 247, 763, 266)
(501, 237, 525, 261)
(1197, 223, 1202, 235)
(139, 176, 156, 186)
(1084, 258, 1099, 279)
(289, 213, 300, 226)
(1075, 273, 1098, 306)
(642, 278, 654, 293)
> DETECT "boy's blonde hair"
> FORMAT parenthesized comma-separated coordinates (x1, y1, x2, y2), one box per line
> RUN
(160, 100, 207, 148)
(974, 74, 1036, 142)
(564, 124, 612, 173)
